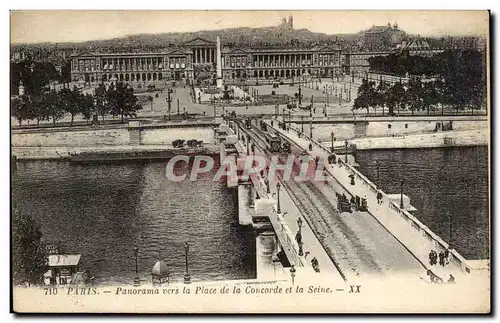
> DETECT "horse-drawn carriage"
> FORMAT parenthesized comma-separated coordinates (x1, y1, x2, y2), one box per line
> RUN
(336, 193, 353, 213)
(172, 139, 185, 148)
(187, 139, 203, 147)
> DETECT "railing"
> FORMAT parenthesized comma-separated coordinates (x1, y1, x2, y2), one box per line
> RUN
(270, 117, 474, 274)
(227, 125, 304, 267)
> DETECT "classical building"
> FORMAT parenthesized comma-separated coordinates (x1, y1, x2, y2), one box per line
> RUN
(70, 37, 343, 84)
(342, 51, 392, 74)
(364, 22, 406, 49)
(221, 45, 342, 80)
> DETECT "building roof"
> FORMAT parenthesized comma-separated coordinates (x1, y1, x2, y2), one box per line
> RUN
(401, 39, 431, 51)
(48, 254, 81, 267)
(183, 37, 215, 47)
(365, 25, 392, 34)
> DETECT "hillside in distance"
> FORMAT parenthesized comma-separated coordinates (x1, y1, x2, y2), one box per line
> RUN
(12, 25, 362, 51)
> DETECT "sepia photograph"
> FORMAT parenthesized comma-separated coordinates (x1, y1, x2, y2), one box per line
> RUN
(9, 9, 490, 313)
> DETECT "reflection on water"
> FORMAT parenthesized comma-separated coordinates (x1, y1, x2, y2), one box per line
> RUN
(355, 146, 489, 260)
(12, 158, 256, 285)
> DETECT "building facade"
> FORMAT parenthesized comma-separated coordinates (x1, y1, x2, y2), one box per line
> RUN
(69, 37, 363, 84)
(69, 37, 219, 84)
(221, 46, 342, 80)
(342, 51, 392, 74)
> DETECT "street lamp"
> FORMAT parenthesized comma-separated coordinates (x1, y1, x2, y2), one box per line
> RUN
(133, 247, 140, 286)
(184, 242, 191, 284)
(400, 179, 404, 209)
(344, 140, 348, 163)
(276, 182, 281, 214)
(331, 132, 335, 153)
(289, 265, 296, 285)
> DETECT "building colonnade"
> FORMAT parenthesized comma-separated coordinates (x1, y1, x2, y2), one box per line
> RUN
(192, 47, 215, 64)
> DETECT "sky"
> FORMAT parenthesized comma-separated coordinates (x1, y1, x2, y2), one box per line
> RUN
(10, 10, 489, 44)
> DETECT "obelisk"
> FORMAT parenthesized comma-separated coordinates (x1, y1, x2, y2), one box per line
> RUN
(216, 36, 223, 89)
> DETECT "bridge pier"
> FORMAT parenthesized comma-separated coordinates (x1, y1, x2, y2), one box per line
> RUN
(237, 182, 253, 226)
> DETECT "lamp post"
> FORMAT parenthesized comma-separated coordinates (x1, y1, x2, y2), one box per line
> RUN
(184, 242, 191, 284)
(166, 89, 172, 120)
(375, 161, 380, 182)
(331, 132, 335, 153)
(276, 182, 281, 214)
(177, 98, 180, 115)
(344, 140, 348, 163)
(288, 110, 291, 131)
(282, 108, 286, 130)
(290, 265, 296, 285)
(133, 247, 140, 286)
(301, 116, 304, 134)
(400, 179, 404, 209)
(309, 118, 313, 139)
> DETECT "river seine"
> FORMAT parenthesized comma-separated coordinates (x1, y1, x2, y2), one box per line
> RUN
(12, 158, 256, 285)
(355, 145, 489, 260)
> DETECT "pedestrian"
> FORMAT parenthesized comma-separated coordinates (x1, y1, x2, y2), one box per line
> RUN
(439, 251, 445, 267)
(444, 248, 450, 264)
(377, 189, 383, 204)
(428, 251, 434, 266)
(429, 250, 437, 266)
(447, 274, 455, 284)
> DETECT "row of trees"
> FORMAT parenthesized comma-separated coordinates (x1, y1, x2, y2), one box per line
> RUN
(353, 76, 485, 116)
(11, 59, 71, 96)
(368, 50, 486, 80)
(356, 50, 487, 115)
(11, 82, 142, 127)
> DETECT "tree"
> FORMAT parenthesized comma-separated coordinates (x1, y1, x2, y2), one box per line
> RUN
(387, 81, 406, 116)
(12, 205, 48, 286)
(107, 82, 141, 123)
(375, 80, 390, 116)
(61, 86, 81, 126)
(78, 93, 95, 124)
(406, 78, 424, 116)
(42, 91, 65, 127)
(94, 82, 108, 123)
(11, 96, 25, 127)
(422, 81, 440, 115)
(353, 78, 377, 116)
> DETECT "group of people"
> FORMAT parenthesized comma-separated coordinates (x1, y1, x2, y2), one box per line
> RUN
(428, 249, 450, 267)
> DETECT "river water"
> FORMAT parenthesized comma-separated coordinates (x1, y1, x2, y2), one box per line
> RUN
(355, 146, 489, 260)
(12, 158, 256, 285)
